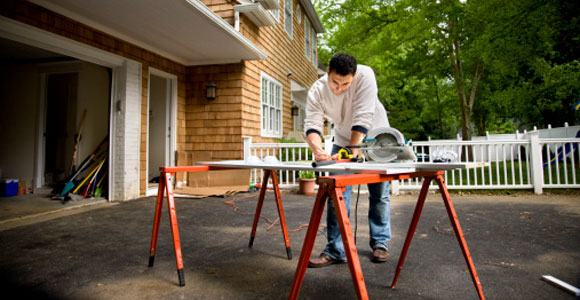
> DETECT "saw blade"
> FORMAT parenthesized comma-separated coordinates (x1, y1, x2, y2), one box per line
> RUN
(364, 127, 406, 162)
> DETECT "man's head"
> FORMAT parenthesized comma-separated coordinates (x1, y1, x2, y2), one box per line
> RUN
(327, 53, 357, 95)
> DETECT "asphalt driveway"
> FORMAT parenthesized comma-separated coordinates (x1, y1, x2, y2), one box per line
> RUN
(0, 191, 579, 299)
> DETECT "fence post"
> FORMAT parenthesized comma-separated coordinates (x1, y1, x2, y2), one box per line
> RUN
(528, 131, 543, 194)
(243, 136, 252, 161)
(391, 180, 400, 195)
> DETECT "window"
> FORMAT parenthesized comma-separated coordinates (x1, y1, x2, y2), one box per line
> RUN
(284, 0, 293, 38)
(305, 17, 311, 60)
(312, 28, 318, 68)
(296, 5, 301, 24)
(261, 73, 283, 137)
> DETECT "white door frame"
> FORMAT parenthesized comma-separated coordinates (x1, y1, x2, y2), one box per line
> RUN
(146, 68, 177, 196)
(36, 62, 83, 188)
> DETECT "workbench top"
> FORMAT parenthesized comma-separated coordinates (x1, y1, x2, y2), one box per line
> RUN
(199, 160, 487, 175)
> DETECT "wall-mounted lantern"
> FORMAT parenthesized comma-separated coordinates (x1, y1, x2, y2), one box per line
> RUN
(205, 82, 217, 100)
(291, 105, 299, 116)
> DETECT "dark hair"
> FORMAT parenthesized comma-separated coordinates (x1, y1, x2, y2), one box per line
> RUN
(328, 53, 357, 76)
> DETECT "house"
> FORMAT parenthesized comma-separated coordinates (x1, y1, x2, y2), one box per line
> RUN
(0, 0, 324, 201)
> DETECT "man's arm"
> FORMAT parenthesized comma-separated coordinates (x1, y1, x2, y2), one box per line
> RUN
(348, 130, 365, 158)
(306, 131, 331, 162)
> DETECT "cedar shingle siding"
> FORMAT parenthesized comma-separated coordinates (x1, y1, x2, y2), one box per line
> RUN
(0, 0, 320, 197)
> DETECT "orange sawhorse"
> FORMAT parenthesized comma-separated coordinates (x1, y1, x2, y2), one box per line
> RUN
(148, 166, 292, 286)
(289, 171, 485, 300)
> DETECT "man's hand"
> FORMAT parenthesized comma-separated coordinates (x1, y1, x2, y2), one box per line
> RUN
(314, 149, 332, 162)
(307, 131, 332, 162)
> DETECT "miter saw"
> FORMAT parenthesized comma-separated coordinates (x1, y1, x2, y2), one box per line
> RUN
(312, 127, 416, 167)
(354, 127, 417, 163)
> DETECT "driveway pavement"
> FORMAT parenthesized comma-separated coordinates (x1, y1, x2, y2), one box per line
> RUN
(0, 190, 579, 299)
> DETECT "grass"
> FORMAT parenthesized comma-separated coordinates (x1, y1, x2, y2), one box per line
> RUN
(440, 160, 580, 186)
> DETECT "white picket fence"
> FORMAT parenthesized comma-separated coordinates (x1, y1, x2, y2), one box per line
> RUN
(243, 127, 580, 194)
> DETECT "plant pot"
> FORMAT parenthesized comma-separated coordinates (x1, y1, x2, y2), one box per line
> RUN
(298, 178, 316, 195)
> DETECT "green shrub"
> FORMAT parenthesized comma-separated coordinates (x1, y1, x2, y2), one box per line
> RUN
(299, 170, 316, 179)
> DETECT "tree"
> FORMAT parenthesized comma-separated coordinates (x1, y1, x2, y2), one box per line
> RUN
(313, 0, 580, 139)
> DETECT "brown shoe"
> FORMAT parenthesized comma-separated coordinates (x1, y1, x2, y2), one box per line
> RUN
(308, 253, 343, 268)
(371, 247, 389, 263)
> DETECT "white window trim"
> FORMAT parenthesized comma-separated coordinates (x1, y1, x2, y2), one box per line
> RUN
(305, 17, 311, 60)
(260, 72, 283, 138)
(312, 28, 317, 68)
(284, 0, 293, 39)
(296, 5, 302, 24)
(269, 8, 280, 22)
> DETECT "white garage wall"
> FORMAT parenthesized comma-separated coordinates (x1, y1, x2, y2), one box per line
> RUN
(0, 64, 40, 186)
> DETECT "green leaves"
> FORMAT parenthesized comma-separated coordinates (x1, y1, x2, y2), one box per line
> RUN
(313, 0, 580, 137)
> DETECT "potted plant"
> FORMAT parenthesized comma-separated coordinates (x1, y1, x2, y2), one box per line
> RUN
(298, 170, 316, 195)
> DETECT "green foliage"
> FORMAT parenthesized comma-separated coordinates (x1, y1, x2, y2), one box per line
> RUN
(299, 170, 316, 179)
(313, 0, 580, 137)
(276, 138, 299, 143)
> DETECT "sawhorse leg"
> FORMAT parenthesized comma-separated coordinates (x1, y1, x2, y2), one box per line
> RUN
(148, 171, 185, 286)
(289, 182, 369, 300)
(249, 169, 292, 259)
(391, 174, 485, 299)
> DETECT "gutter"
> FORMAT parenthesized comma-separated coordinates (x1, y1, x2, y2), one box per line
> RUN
(299, 0, 324, 33)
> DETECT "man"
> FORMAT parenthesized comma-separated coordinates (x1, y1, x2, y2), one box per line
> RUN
(304, 53, 391, 267)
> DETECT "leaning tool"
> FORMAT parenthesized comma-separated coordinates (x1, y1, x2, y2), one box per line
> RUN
(69, 109, 87, 176)
(82, 158, 106, 198)
(54, 136, 108, 199)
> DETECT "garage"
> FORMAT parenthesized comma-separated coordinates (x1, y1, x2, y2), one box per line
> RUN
(0, 36, 111, 200)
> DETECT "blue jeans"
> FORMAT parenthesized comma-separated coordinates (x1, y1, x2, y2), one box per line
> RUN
(323, 144, 391, 261)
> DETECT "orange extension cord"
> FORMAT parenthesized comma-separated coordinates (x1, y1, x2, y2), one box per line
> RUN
(223, 191, 325, 235)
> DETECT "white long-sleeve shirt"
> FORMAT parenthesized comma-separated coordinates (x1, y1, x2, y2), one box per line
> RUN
(304, 65, 389, 147)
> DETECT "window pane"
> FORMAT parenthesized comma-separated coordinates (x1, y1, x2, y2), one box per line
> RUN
(312, 30, 317, 67)
(285, 0, 292, 37)
(262, 104, 267, 130)
(305, 18, 311, 59)
(276, 86, 281, 108)
(270, 107, 275, 131)
(262, 79, 267, 103)
(270, 82, 275, 105)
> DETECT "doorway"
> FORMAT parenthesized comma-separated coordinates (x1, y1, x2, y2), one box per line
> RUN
(43, 73, 79, 187)
(147, 72, 176, 194)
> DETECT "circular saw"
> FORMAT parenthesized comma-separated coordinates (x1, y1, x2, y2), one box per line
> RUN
(358, 127, 417, 163)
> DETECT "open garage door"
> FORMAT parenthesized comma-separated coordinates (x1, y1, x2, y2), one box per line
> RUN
(0, 37, 111, 200)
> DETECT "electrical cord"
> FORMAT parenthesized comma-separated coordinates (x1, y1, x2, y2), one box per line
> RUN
(224, 191, 326, 235)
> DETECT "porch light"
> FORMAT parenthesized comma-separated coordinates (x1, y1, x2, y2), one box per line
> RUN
(205, 82, 217, 100)
(291, 105, 299, 116)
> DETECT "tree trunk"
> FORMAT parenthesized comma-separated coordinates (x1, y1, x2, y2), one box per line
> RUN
(449, 37, 472, 141)
(432, 76, 445, 138)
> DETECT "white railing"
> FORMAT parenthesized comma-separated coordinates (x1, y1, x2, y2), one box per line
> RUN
(404, 140, 534, 191)
(243, 136, 333, 188)
(244, 130, 580, 194)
